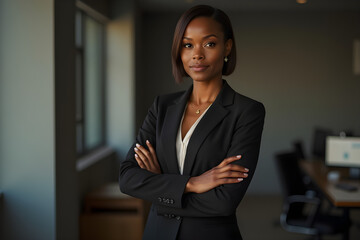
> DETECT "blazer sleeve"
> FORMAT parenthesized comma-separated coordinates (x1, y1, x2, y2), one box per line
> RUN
(156, 101, 265, 217)
(119, 96, 190, 209)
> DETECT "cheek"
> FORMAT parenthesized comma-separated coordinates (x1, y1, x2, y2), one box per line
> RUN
(209, 51, 224, 67)
(180, 53, 189, 69)
(180, 52, 188, 62)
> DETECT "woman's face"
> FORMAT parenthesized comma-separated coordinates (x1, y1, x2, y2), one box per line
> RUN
(180, 16, 232, 83)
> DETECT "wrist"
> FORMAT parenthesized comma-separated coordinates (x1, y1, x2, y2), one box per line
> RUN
(185, 177, 196, 193)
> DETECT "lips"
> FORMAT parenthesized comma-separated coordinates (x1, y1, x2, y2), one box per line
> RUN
(190, 64, 209, 72)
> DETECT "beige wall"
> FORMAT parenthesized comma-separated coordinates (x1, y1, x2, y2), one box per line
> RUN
(0, 0, 55, 239)
(107, 0, 136, 158)
(136, 10, 360, 194)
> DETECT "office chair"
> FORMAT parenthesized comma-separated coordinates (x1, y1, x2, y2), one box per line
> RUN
(312, 127, 333, 158)
(293, 140, 306, 160)
(275, 151, 351, 240)
(293, 140, 318, 195)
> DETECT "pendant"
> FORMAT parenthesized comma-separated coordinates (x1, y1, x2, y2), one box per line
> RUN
(196, 109, 200, 114)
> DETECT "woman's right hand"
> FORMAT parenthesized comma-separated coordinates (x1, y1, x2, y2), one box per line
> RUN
(134, 140, 161, 174)
(185, 155, 249, 194)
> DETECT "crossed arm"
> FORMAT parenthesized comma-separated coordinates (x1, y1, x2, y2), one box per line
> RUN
(134, 140, 249, 194)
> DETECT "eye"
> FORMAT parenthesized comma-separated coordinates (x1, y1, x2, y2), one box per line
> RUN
(183, 43, 192, 48)
(205, 42, 216, 47)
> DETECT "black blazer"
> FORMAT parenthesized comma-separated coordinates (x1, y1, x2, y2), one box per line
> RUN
(119, 81, 265, 240)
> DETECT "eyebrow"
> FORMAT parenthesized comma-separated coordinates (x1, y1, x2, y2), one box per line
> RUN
(183, 34, 218, 40)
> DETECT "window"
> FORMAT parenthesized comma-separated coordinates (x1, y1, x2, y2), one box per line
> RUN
(75, 9, 106, 156)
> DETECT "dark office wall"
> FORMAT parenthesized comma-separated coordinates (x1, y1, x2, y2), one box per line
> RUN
(135, 11, 192, 130)
(54, 0, 79, 239)
(231, 10, 360, 194)
(136, 10, 360, 194)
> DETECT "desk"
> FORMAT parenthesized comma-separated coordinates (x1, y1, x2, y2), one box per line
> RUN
(300, 160, 360, 207)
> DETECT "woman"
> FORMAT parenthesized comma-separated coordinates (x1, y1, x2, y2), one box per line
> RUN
(119, 5, 265, 240)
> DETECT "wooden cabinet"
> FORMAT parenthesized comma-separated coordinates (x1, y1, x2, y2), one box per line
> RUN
(80, 183, 150, 240)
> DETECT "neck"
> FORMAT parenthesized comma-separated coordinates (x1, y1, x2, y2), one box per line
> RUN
(190, 79, 223, 105)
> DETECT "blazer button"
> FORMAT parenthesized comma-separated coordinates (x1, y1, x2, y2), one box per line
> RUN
(176, 216, 181, 220)
(170, 214, 175, 218)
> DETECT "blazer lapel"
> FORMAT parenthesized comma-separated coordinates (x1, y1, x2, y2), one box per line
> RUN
(160, 86, 192, 174)
(182, 81, 235, 176)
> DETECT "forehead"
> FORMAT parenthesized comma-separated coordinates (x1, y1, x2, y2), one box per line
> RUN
(183, 16, 224, 38)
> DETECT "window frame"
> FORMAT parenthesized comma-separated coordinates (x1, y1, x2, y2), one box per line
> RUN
(75, 4, 108, 157)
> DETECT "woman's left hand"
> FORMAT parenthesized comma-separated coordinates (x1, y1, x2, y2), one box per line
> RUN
(134, 140, 161, 174)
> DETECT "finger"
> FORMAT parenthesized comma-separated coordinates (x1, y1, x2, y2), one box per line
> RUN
(134, 146, 151, 170)
(146, 140, 160, 169)
(146, 140, 157, 160)
(137, 143, 157, 170)
(135, 154, 146, 169)
(218, 164, 249, 173)
(217, 177, 244, 185)
(134, 144, 150, 160)
(136, 143, 154, 162)
(218, 155, 242, 167)
(217, 170, 249, 179)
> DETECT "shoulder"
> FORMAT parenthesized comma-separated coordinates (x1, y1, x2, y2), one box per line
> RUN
(229, 92, 265, 129)
(149, 90, 186, 112)
(233, 92, 265, 116)
(157, 91, 185, 104)
(223, 82, 265, 118)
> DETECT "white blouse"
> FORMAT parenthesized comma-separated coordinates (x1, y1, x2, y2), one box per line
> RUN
(176, 104, 212, 175)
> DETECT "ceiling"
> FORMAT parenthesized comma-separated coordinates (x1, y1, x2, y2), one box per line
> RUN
(138, 0, 360, 11)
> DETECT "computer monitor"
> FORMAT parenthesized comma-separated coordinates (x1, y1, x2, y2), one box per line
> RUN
(326, 136, 360, 178)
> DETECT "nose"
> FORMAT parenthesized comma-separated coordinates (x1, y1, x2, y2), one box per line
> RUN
(193, 54, 204, 60)
(192, 47, 204, 60)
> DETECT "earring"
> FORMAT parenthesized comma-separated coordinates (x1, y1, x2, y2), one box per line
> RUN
(224, 56, 229, 63)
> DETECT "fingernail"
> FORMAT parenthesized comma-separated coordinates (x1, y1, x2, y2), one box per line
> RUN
(134, 147, 138, 151)
(237, 155, 241, 158)
(244, 168, 249, 172)
(238, 178, 243, 182)
(135, 154, 138, 158)
(243, 173, 248, 177)
(146, 140, 150, 144)
(136, 143, 140, 148)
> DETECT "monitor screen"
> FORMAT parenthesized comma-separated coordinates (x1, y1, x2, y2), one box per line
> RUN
(326, 136, 360, 168)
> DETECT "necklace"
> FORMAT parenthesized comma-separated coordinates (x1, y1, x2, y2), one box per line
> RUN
(190, 102, 212, 114)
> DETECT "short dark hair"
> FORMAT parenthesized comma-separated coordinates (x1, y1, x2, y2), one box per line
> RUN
(171, 5, 237, 83)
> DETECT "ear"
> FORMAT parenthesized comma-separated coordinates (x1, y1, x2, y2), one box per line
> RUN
(224, 39, 233, 56)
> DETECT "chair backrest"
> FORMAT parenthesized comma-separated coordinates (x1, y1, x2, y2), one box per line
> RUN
(275, 151, 308, 219)
(312, 127, 333, 158)
(275, 151, 307, 197)
(293, 140, 305, 160)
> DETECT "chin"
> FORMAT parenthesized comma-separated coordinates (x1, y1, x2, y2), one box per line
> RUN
(191, 77, 208, 82)
(187, 73, 208, 82)
(190, 75, 221, 84)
